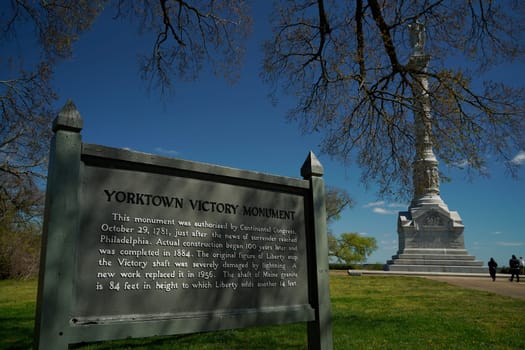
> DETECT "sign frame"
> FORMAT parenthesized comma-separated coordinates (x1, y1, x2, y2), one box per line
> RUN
(34, 101, 333, 349)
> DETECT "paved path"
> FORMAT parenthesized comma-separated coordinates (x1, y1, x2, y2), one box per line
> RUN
(424, 275, 525, 300)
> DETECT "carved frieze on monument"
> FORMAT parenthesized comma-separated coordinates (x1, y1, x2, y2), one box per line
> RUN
(422, 210, 444, 227)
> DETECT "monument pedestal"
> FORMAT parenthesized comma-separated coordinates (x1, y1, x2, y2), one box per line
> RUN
(387, 199, 485, 273)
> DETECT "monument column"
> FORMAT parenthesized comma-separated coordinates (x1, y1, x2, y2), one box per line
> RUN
(408, 21, 446, 210)
(387, 22, 484, 273)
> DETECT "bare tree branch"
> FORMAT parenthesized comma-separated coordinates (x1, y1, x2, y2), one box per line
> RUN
(262, 0, 525, 199)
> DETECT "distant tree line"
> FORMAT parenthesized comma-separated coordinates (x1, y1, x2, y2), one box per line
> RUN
(0, 187, 43, 279)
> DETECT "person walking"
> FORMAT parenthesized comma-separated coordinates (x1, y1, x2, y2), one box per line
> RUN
(488, 257, 498, 281)
(509, 254, 520, 282)
(520, 256, 524, 275)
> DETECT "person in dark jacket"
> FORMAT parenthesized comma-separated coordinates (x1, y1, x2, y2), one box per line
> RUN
(509, 254, 520, 282)
(488, 257, 498, 281)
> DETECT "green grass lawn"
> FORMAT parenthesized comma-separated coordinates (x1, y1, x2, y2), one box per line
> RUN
(1, 274, 524, 349)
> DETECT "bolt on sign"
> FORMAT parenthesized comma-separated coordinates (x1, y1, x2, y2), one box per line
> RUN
(34, 101, 333, 349)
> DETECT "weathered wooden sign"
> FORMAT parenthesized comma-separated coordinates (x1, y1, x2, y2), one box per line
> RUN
(34, 101, 332, 349)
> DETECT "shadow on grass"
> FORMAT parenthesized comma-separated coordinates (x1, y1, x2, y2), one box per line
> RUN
(70, 324, 307, 350)
(0, 314, 35, 350)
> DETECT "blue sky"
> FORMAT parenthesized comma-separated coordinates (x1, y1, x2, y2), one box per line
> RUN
(19, 3, 525, 267)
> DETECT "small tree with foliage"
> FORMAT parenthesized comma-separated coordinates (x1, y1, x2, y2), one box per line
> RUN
(328, 232, 377, 266)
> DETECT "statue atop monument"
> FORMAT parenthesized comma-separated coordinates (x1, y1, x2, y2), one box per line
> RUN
(408, 20, 426, 56)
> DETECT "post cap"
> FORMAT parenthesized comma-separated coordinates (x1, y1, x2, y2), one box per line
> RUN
(301, 151, 324, 178)
(53, 100, 83, 132)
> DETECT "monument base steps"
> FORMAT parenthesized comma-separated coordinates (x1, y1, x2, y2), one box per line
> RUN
(387, 249, 485, 274)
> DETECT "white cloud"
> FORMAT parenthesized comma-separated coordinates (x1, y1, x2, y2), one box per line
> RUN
(364, 201, 406, 215)
(154, 147, 180, 156)
(496, 241, 524, 247)
(372, 207, 396, 215)
(387, 202, 407, 209)
(452, 159, 470, 168)
(123, 147, 152, 156)
(363, 201, 385, 208)
(511, 150, 525, 165)
(449, 159, 489, 174)
(380, 239, 397, 246)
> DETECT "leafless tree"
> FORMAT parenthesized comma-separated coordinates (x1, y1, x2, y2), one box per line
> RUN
(114, 0, 252, 93)
(262, 0, 525, 199)
(1, 1, 103, 222)
(325, 185, 354, 224)
(1, 1, 252, 222)
(4, 1, 525, 215)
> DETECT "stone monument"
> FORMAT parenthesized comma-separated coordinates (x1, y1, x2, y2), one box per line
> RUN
(387, 22, 485, 273)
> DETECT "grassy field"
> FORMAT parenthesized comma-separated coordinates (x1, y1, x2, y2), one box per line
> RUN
(1, 274, 524, 349)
